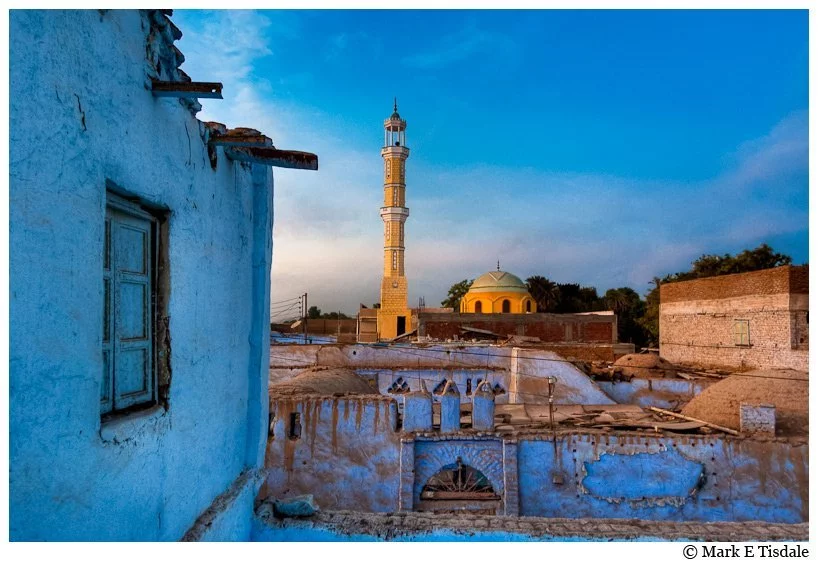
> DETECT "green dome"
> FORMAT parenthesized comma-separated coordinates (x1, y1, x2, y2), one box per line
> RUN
(469, 271, 528, 293)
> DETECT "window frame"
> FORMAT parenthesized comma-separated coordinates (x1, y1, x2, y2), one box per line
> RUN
(102, 192, 161, 417)
(733, 319, 750, 347)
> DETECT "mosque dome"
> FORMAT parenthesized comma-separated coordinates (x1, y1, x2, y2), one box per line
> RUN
(469, 270, 528, 293)
(460, 269, 536, 314)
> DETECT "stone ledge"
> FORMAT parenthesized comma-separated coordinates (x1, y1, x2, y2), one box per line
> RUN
(255, 508, 808, 542)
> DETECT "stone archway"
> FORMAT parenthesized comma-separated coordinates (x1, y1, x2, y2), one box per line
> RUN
(418, 456, 500, 514)
(411, 439, 506, 514)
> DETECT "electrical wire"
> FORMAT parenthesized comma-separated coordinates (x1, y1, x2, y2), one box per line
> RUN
(267, 343, 808, 383)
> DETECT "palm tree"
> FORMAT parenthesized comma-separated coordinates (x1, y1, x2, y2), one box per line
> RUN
(526, 275, 559, 312)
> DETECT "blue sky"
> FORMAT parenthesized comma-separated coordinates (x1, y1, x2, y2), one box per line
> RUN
(172, 9, 808, 317)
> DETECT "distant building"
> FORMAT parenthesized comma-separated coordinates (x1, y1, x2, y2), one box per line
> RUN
(659, 265, 808, 372)
(460, 269, 536, 314)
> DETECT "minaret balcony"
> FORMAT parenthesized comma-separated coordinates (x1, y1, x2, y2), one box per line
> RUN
(380, 146, 410, 158)
(380, 207, 409, 221)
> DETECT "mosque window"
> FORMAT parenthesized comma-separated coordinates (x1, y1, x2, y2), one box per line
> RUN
(392, 251, 398, 271)
(385, 160, 391, 179)
(525, 300, 531, 313)
(102, 191, 163, 416)
(474, 301, 482, 313)
(502, 300, 511, 313)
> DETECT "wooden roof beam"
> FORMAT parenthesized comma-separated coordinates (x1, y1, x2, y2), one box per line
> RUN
(224, 146, 318, 171)
(151, 80, 223, 99)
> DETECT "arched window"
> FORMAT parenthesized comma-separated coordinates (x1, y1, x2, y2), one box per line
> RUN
(420, 457, 498, 501)
(474, 301, 482, 313)
(525, 300, 531, 313)
(502, 299, 511, 313)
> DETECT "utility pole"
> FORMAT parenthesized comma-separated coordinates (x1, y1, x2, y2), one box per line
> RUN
(303, 292, 308, 345)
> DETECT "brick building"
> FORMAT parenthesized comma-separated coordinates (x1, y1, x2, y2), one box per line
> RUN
(659, 265, 808, 372)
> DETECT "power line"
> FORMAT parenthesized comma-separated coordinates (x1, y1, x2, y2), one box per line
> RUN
(270, 295, 304, 306)
(267, 343, 808, 383)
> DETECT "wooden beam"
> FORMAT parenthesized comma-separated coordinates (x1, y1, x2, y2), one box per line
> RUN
(151, 80, 223, 99)
(224, 146, 318, 171)
(647, 406, 740, 436)
(209, 133, 272, 148)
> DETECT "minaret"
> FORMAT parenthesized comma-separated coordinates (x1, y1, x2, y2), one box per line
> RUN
(377, 99, 412, 339)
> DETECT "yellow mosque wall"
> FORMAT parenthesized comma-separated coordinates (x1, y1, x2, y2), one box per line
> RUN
(460, 292, 536, 314)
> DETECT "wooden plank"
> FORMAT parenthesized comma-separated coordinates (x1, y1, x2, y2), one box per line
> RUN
(151, 80, 223, 99)
(647, 406, 740, 436)
(224, 146, 318, 170)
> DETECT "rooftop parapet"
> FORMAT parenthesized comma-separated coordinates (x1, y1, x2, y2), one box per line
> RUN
(439, 380, 461, 433)
(472, 379, 496, 431)
(402, 381, 433, 433)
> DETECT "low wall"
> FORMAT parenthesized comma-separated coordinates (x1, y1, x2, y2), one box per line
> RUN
(251, 509, 808, 542)
(509, 349, 615, 405)
(269, 344, 617, 407)
(596, 377, 717, 410)
(417, 312, 617, 343)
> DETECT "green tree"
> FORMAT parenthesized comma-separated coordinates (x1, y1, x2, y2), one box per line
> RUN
(604, 287, 647, 346)
(307, 306, 321, 319)
(320, 311, 351, 320)
(526, 275, 560, 312)
(637, 243, 794, 346)
(441, 279, 473, 311)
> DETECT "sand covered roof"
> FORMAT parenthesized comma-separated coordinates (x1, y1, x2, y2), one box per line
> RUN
(613, 353, 677, 379)
(269, 367, 378, 396)
(681, 369, 808, 436)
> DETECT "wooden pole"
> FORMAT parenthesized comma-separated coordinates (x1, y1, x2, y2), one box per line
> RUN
(647, 406, 740, 436)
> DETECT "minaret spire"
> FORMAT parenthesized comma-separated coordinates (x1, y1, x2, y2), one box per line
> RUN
(497, 259, 500, 271)
(394, 97, 398, 112)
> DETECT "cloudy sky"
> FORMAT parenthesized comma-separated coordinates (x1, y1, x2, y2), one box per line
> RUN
(172, 10, 808, 319)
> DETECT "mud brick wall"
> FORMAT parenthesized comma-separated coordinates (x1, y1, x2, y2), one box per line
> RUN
(659, 266, 808, 371)
(417, 313, 617, 344)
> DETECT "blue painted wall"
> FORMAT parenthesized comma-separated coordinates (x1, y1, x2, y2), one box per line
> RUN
(10, 10, 272, 540)
(518, 434, 807, 523)
(262, 396, 401, 513)
(596, 377, 715, 409)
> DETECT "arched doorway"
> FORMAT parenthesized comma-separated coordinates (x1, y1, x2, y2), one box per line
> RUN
(474, 300, 482, 313)
(501, 299, 511, 313)
(418, 457, 500, 514)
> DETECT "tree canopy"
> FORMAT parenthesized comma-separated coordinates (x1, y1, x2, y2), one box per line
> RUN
(308, 305, 351, 319)
(441, 279, 473, 311)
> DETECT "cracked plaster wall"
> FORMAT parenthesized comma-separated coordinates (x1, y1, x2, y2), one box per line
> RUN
(10, 10, 272, 540)
(518, 433, 807, 523)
